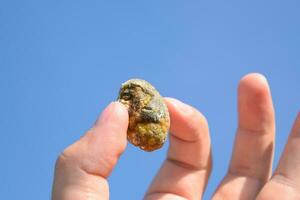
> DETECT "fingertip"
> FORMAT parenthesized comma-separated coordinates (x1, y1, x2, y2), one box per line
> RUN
(164, 97, 207, 123)
(164, 97, 194, 116)
(238, 73, 274, 115)
(241, 72, 268, 82)
(112, 101, 129, 120)
(238, 73, 270, 98)
(164, 97, 208, 142)
(237, 73, 275, 132)
(95, 101, 129, 128)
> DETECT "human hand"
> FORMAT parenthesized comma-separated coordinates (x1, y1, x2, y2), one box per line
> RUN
(52, 73, 300, 200)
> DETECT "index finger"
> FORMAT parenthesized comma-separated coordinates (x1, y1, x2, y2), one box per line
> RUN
(145, 98, 212, 200)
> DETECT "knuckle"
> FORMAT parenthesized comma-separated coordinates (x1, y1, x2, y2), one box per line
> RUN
(54, 152, 70, 171)
(272, 172, 300, 191)
(54, 146, 78, 172)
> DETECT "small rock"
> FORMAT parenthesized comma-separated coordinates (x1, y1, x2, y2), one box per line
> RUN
(117, 79, 170, 151)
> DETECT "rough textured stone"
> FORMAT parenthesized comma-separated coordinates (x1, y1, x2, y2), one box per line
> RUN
(117, 79, 170, 151)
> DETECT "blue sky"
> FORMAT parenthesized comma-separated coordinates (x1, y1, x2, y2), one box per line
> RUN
(1, 1, 299, 199)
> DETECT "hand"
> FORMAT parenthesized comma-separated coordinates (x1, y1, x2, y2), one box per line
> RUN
(52, 73, 300, 200)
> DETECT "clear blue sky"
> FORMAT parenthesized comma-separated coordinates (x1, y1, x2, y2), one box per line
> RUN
(1, 1, 299, 199)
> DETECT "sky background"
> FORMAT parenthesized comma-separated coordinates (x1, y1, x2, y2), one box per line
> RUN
(1, 1, 300, 199)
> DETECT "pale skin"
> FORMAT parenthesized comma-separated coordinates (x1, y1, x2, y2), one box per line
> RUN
(52, 73, 300, 200)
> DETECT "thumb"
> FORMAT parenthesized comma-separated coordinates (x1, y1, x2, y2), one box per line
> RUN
(52, 102, 128, 200)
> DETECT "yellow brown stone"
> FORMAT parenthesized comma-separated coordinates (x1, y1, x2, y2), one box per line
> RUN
(117, 79, 170, 151)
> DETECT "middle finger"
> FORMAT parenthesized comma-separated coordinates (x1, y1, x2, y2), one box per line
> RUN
(213, 73, 275, 199)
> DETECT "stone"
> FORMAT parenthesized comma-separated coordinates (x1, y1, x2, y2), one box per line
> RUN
(117, 79, 170, 151)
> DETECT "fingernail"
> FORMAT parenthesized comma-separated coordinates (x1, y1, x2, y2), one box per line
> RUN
(166, 98, 194, 115)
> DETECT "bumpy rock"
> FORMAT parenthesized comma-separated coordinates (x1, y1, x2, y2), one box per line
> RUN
(117, 79, 170, 151)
